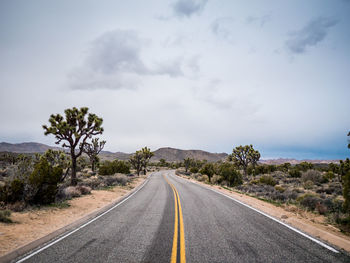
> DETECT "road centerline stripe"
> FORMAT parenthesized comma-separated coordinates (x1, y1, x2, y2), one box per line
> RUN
(163, 174, 186, 263)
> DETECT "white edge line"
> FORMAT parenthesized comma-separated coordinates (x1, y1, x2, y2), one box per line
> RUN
(171, 172, 339, 254)
(16, 176, 151, 263)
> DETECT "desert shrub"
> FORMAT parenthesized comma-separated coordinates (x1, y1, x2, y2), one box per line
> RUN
(7, 201, 26, 212)
(316, 202, 328, 215)
(190, 167, 199, 173)
(0, 210, 12, 223)
(296, 162, 314, 172)
(324, 171, 335, 182)
(197, 174, 209, 182)
(271, 171, 286, 180)
(27, 158, 62, 205)
(76, 185, 91, 195)
(284, 190, 299, 200)
(211, 174, 222, 185)
(301, 170, 323, 184)
(0, 178, 25, 203)
(255, 164, 276, 175)
(114, 174, 128, 186)
(303, 180, 314, 189)
(297, 193, 322, 211)
(274, 185, 285, 193)
(63, 186, 82, 199)
(323, 198, 344, 213)
(289, 168, 301, 178)
(270, 191, 287, 202)
(99, 160, 130, 175)
(218, 163, 242, 187)
(259, 175, 277, 186)
(249, 179, 259, 185)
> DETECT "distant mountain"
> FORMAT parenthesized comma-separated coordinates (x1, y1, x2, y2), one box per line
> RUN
(151, 147, 228, 162)
(100, 147, 228, 162)
(259, 158, 339, 165)
(0, 142, 61, 153)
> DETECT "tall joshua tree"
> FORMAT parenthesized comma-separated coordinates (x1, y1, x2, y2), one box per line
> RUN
(228, 145, 260, 176)
(129, 150, 143, 176)
(83, 138, 106, 172)
(43, 107, 104, 185)
(141, 147, 154, 175)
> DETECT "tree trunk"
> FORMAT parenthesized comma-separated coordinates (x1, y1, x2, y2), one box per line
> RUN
(143, 168, 146, 175)
(91, 159, 95, 172)
(71, 156, 77, 186)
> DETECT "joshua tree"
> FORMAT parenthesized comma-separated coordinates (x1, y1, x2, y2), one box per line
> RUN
(43, 107, 103, 185)
(141, 147, 154, 175)
(83, 138, 106, 172)
(228, 145, 260, 176)
(129, 151, 143, 176)
(183, 157, 193, 173)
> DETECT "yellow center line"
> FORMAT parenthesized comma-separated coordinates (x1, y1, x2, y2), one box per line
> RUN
(175, 187, 186, 263)
(163, 175, 186, 263)
(171, 184, 178, 263)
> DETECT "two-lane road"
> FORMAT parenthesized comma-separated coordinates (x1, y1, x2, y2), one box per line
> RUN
(14, 171, 350, 263)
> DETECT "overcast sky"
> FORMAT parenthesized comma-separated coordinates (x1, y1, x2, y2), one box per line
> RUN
(1, 0, 349, 159)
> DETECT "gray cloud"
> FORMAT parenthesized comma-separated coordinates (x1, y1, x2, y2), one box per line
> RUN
(246, 14, 271, 27)
(172, 0, 208, 18)
(86, 30, 148, 75)
(69, 29, 193, 90)
(153, 57, 184, 77)
(286, 17, 338, 54)
(211, 17, 235, 44)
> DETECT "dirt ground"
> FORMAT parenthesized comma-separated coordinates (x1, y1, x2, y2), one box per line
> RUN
(177, 174, 350, 253)
(0, 176, 146, 256)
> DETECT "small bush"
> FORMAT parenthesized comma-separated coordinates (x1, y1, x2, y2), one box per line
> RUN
(0, 210, 12, 223)
(76, 185, 91, 195)
(297, 193, 322, 211)
(303, 180, 314, 189)
(63, 186, 82, 199)
(301, 170, 322, 184)
(274, 185, 285, 193)
(218, 163, 242, 187)
(115, 174, 128, 186)
(27, 158, 62, 205)
(197, 174, 209, 182)
(0, 178, 25, 203)
(99, 160, 131, 175)
(211, 174, 222, 185)
(190, 167, 199, 173)
(7, 201, 26, 212)
(289, 168, 301, 178)
(316, 202, 328, 215)
(259, 175, 277, 186)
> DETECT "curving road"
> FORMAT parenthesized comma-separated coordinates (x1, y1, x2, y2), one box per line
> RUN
(14, 170, 350, 263)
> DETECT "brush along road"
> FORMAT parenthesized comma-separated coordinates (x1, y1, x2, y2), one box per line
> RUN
(14, 171, 350, 263)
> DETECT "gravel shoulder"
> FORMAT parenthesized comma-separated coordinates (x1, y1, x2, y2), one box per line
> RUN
(176, 173, 350, 253)
(0, 176, 146, 257)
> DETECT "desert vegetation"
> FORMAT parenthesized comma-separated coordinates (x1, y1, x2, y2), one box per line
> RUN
(176, 144, 350, 233)
(0, 107, 146, 222)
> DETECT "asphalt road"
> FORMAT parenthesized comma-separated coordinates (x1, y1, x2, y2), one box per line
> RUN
(15, 170, 350, 263)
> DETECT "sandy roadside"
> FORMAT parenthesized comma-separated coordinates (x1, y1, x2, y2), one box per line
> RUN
(176, 174, 350, 253)
(0, 176, 146, 257)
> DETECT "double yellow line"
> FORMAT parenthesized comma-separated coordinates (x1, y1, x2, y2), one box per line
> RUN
(163, 175, 186, 263)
